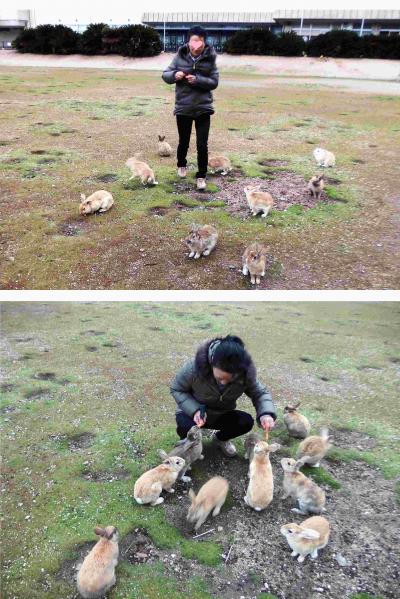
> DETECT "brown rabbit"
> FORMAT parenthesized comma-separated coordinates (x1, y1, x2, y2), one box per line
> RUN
(313, 148, 336, 168)
(76, 526, 119, 598)
(307, 174, 325, 199)
(185, 224, 218, 259)
(283, 402, 311, 439)
(158, 135, 172, 157)
(244, 441, 281, 511)
(79, 191, 114, 216)
(242, 243, 267, 285)
(158, 425, 204, 483)
(187, 476, 229, 530)
(244, 185, 274, 218)
(281, 458, 326, 515)
(281, 516, 330, 562)
(134, 456, 185, 506)
(208, 156, 232, 175)
(296, 428, 332, 467)
(244, 431, 261, 463)
(125, 156, 158, 185)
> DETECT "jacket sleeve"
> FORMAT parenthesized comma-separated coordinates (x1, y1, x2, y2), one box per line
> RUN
(170, 361, 202, 417)
(244, 377, 276, 423)
(162, 54, 179, 84)
(193, 64, 219, 91)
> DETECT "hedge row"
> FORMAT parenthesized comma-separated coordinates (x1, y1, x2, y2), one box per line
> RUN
(224, 29, 400, 59)
(13, 23, 162, 57)
(13, 24, 400, 59)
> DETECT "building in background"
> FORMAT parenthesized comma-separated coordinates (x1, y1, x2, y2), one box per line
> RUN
(0, 8, 35, 49)
(2, 9, 400, 51)
(142, 12, 274, 52)
(143, 10, 400, 50)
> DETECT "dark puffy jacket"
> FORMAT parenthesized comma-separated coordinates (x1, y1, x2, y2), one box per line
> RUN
(170, 342, 276, 426)
(162, 43, 219, 117)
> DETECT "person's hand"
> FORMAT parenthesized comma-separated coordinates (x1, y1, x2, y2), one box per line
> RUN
(193, 410, 207, 427)
(186, 74, 197, 84)
(175, 71, 186, 81)
(260, 415, 275, 431)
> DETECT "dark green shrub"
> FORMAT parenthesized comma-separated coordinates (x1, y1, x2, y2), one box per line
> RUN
(273, 31, 307, 56)
(102, 24, 162, 57)
(78, 23, 108, 55)
(13, 24, 79, 54)
(224, 28, 277, 55)
(307, 29, 363, 58)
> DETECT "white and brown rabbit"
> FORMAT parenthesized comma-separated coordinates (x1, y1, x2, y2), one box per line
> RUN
(158, 135, 172, 157)
(244, 441, 281, 511)
(242, 242, 267, 285)
(244, 186, 274, 218)
(283, 402, 311, 439)
(208, 156, 232, 175)
(187, 476, 229, 531)
(79, 190, 114, 216)
(134, 456, 185, 506)
(281, 516, 330, 563)
(76, 526, 119, 598)
(281, 458, 326, 515)
(313, 148, 336, 168)
(126, 155, 158, 185)
(296, 427, 332, 467)
(158, 425, 204, 483)
(244, 431, 261, 462)
(308, 174, 325, 199)
(185, 224, 218, 259)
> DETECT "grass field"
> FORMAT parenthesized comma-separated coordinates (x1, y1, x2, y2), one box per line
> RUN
(1, 302, 399, 598)
(0, 67, 399, 289)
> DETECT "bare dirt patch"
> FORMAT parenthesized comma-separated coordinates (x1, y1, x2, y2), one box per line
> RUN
(57, 217, 92, 237)
(162, 438, 399, 599)
(171, 172, 339, 219)
(331, 428, 377, 452)
(81, 468, 130, 483)
(120, 528, 160, 565)
(67, 432, 96, 451)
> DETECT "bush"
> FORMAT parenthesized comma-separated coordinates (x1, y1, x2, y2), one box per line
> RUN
(224, 28, 276, 55)
(360, 34, 400, 59)
(273, 31, 307, 56)
(13, 24, 79, 54)
(14, 23, 162, 57)
(102, 24, 162, 57)
(78, 23, 108, 55)
(307, 29, 362, 58)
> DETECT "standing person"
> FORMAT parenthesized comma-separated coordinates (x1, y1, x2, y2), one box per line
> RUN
(170, 336, 276, 457)
(162, 25, 219, 191)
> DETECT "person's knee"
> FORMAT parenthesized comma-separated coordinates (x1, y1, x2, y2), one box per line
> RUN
(176, 412, 194, 438)
(238, 412, 254, 432)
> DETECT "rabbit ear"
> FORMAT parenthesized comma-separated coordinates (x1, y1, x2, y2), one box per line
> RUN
(188, 489, 196, 501)
(293, 401, 301, 408)
(294, 459, 305, 471)
(80, 194, 86, 201)
(94, 527, 105, 537)
(158, 449, 168, 459)
(298, 528, 320, 540)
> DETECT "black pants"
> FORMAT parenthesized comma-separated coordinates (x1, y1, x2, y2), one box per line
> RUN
(176, 409, 254, 442)
(176, 113, 211, 179)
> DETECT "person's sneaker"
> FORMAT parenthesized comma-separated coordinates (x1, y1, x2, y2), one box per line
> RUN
(196, 177, 207, 191)
(210, 431, 237, 457)
(177, 167, 187, 178)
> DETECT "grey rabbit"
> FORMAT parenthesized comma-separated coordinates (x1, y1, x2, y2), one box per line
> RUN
(158, 425, 204, 483)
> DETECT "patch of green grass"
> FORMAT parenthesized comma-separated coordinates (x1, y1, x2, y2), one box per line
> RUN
(57, 97, 164, 120)
(0, 148, 76, 179)
(300, 465, 342, 489)
(350, 594, 385, 599)
(258, 593, 279, 599)
(115, 562, 216, 598)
